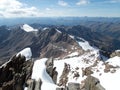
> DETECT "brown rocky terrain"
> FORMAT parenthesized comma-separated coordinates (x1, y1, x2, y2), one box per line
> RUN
(0, 26, 83, 65)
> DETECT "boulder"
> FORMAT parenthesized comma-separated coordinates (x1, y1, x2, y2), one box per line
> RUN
(45, 58, 58, 84)
(45, 58, 54, 76)
(27, 79, 35, 90)
(58, 63, 70, 86)
(34, 79, 42, 90)
(84, 76, 105, 90)
(68, 82, 80, 90)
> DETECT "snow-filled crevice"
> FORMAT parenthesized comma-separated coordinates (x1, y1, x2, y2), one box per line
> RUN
(31, 58, 57, 90)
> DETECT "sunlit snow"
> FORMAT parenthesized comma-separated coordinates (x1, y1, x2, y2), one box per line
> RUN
(17, 47, 32, 60)
(22, 24, 38, 32)
(31, 58, 57, 90)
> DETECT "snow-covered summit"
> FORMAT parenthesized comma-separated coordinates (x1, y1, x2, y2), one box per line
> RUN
(21, 24, 38, 32)
(17, 47, 32, 60)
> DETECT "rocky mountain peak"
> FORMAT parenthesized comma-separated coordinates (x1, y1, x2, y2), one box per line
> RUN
(39, 28, 84, 59)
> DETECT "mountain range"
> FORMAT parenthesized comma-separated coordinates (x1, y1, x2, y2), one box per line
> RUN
(0, 23, 120, 90)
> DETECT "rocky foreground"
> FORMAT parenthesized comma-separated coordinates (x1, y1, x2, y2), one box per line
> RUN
(0, 55, 104, 90)
(0, 48, 120, 90)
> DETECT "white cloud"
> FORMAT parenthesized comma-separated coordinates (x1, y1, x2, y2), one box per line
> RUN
(46, 8, 51, 11)
(76, 0, 90, 5)
(0, 0, 43, 18)
(58, 0, 68, 6)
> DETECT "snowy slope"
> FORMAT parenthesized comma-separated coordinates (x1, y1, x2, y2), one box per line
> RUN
(17, 47, 32, 60)
(30, 36, 120, 90)
(31, 58, 57, 90)
(54, 49, 99, 84)
(53, 38, 120, 90)
(92, 56, 120, 90)
(54, 38, 100, 83)
(78, 37, 98, 51)
(21, 24, 38, 32)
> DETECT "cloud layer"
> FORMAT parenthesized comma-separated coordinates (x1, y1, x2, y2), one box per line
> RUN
(0, 0, 119, 18)
(58, 0, 68, 6)
(0, 0, 43, 18)
(76, 0, 90, 5)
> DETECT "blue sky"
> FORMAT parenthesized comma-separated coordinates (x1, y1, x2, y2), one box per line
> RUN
(0, 0, 120, 18)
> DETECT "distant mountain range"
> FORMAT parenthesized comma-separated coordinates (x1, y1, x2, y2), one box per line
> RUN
(0, 17, 120, 26)
(0, 23, 120, 64)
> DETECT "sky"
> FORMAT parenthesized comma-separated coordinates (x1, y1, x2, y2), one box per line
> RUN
(0, 0, 120, 18)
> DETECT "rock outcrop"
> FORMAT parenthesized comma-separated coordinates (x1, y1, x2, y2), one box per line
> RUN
(68, 82, 80, 90)
(58, 63, 70, 86)
(0, 54, 34, 90)
(82, 76, 105, 90)
(110, 50, 120, 57)
(45, 58, 58, 84)
(27, 79, 42, 90)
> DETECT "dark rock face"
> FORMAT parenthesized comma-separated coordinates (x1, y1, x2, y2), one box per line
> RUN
(45, 58, 58, 84)
(27, 79, 35, 90)
(83, 76, 105, 90)
(0, 55, 34, 90)
(27, 79, 42, 90)
(58, 63, 70, 86)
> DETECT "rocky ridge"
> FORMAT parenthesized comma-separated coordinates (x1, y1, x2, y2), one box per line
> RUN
(0, 25, 83, 64)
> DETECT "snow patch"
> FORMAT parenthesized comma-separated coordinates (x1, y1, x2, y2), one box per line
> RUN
(21, 24, 38, 32)
(31, 58, 57, 90)
(43, 27, 49, 31)
(78, 40, 94, 51)
(56, 29, 62, 33)
(115, 50, 120, 52)
(69, 35, 74, 39)
(17, 47, 32, 60)
(67, 52, 79, 57)
(106, 56, 120, 66)
(92, 56, 120, 90)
